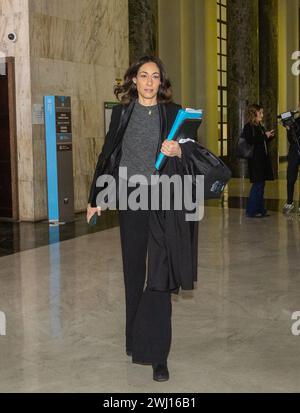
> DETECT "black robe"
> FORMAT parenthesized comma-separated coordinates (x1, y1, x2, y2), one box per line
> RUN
(147, 154, 199, 293)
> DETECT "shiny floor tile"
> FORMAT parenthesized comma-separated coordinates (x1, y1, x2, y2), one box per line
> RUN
(0, 178, 296, 258)
(1, 206, 300, 392)
(0, 211, 119, 257)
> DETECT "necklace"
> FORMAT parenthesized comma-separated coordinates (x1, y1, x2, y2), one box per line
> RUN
(148, 109, 152, 116)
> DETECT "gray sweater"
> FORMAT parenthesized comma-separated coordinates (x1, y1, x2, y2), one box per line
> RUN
(119, 101, 160, 184)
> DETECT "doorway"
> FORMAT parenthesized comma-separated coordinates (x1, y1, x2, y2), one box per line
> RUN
(0, 57, 18, 220)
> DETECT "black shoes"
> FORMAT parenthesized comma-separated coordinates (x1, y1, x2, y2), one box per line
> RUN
(152, 363, 169, 382)
(127, 350, 169, 382)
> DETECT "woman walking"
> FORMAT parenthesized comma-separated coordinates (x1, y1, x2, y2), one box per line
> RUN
(87, 56, 192, 382)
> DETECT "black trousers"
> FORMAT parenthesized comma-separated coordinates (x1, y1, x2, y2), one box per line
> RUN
(287, 147, 300, 204)
(119, 208, 172, 365)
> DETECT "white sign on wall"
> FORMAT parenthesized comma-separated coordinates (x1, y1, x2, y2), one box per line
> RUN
(0, 311, 6, 336)
(104, 102, 119, 135)
(32, 103, 45, 125)
(0, 49, 6, 75)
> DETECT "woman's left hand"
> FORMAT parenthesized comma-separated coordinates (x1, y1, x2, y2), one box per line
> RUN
(161, 140, 182, 158)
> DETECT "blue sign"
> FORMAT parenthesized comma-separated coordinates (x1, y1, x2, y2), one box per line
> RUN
(44, 96, 59, 222)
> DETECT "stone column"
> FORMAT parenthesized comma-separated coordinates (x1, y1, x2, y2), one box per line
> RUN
(227, 0, 259, 177)
(128, 0, 158, 64)
(259, 0, 279, 178)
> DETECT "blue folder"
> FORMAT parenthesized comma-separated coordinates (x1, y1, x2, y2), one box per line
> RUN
(155, 108, 203, 171)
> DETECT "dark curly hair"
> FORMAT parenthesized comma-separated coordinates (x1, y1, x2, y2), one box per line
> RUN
(114, 56, 173, 104)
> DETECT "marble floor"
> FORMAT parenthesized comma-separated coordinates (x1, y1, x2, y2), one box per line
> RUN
(0, 197, 300, 393)
(1, 174, 299, 257)
(0, 210, 119, 257)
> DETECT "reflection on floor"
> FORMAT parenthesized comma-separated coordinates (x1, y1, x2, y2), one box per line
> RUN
(227, 176, 300, 203)
(1, 175, 299, 257)
(0, 211, 119, 257)
(0, 203, 300, 392)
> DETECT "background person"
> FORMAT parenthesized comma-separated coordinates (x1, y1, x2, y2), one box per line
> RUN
(242, 104, 275, 218)
(282, 105, 300, 215)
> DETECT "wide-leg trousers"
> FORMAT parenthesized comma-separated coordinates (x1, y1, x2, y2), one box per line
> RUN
(246, 181, 266, 216)
(119, 208, 172, 365)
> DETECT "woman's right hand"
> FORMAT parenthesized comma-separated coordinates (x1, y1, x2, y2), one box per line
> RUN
(86, 203, 101, 223)
(266, 130, 275, 139)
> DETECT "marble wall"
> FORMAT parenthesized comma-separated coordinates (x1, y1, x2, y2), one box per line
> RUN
(0, 0, 34, 220)
(29, 0, 129, 220)
(1, 0, 129, 221)
(259, 0, 278, 177)
(128, 0, 158, 63)
(227, 0, 259, 177)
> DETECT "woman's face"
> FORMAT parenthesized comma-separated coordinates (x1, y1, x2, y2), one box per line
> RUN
(133, 62, 161, 102)
(255, 108, 264, 123)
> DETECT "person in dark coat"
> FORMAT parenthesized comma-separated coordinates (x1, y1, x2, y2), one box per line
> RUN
(86, 56, 197, 382)
(282, 106, 300, 215)
(242, 104, 275, 217)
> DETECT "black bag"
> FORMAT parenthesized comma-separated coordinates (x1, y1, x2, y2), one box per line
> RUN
(237, 128, 254, 159)
(161, 118, 232, 199)
(181, 141, 232, 200)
